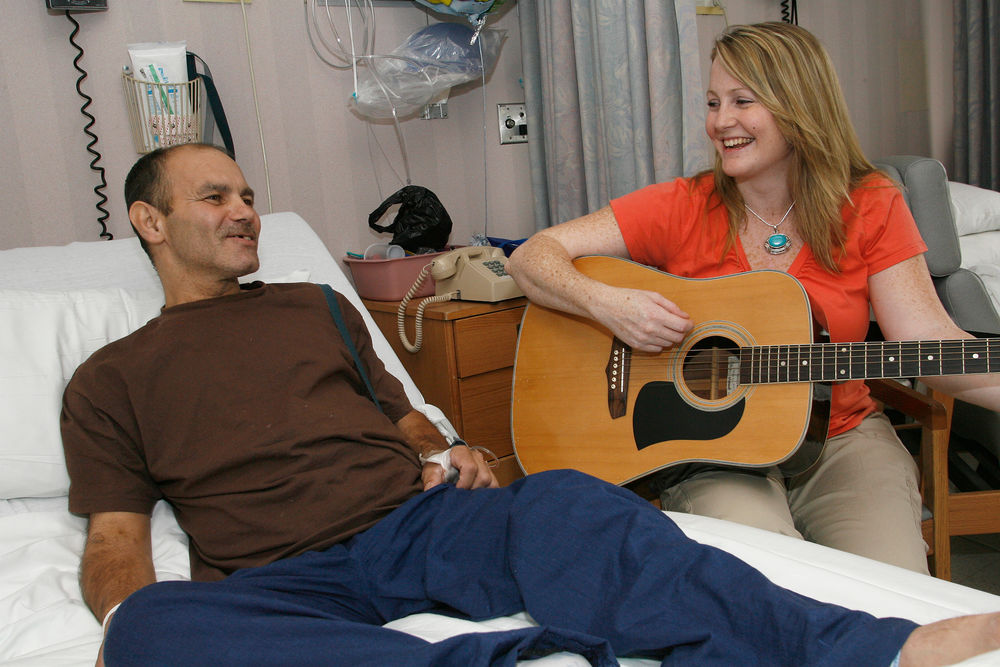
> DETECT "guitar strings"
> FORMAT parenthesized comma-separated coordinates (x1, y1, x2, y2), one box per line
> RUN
(625, 342, 991, 362)
(643, 350, 992, 366)
(624, 341, 994, 379)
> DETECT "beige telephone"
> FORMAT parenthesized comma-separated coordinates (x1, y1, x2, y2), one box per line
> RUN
(429, 246, 523, 302)
(397, 246, 524, 353)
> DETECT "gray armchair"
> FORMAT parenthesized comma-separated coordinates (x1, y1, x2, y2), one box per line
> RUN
(870, 155, 1000, 579)
(875, 155, 1000, 335)
(875, 156, 1000, 457)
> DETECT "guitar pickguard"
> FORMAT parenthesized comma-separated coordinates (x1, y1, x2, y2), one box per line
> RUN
(633, 381, 745, 449)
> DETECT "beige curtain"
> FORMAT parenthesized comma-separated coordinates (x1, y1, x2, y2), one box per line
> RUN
(518, 0, 710, 230)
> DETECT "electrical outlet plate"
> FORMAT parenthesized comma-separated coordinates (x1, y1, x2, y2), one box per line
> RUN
(498, 103, 527, 145)
(45, 0, 107, 10)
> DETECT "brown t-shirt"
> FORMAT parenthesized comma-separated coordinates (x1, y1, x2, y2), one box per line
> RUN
(62, 282, 421, 581)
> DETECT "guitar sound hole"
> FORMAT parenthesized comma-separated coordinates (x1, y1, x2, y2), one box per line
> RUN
(682, 336, 739, 401)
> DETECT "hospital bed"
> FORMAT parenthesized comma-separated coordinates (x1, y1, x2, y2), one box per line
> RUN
(2, 212, 998, 666)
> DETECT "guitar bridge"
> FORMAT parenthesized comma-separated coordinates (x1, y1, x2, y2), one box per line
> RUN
(605, 337, 630, 419)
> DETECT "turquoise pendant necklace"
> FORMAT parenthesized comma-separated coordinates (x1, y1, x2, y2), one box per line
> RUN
(745, 200, 795, 255)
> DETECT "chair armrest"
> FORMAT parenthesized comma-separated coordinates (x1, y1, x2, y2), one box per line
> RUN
(866, 379, 949, 429)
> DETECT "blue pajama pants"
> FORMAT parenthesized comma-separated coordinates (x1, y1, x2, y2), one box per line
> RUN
(105, 470, 917, 666)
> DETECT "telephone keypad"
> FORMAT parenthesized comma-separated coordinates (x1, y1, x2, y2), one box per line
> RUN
(482, 259, 509, 277)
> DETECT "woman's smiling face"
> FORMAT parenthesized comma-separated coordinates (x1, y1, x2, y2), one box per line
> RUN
(705, 58, 793, 186)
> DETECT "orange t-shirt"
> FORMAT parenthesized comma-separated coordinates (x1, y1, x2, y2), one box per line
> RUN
(611, 174, 928, 437)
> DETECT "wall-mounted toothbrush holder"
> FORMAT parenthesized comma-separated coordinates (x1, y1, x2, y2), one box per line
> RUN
(122, 71, 203, 154)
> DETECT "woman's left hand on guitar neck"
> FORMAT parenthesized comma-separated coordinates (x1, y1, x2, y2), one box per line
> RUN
(871, 254, 1000, 411)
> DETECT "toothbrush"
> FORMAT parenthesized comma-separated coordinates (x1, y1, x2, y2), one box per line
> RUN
(146, 66, 174, 115)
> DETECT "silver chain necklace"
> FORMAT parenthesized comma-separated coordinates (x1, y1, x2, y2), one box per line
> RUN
(744, 200, 795, 255)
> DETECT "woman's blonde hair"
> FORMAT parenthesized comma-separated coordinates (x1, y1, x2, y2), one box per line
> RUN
(709, 22, 880, 272)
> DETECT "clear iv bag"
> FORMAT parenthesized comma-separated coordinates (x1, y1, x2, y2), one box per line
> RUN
(351, 22, 504, 120)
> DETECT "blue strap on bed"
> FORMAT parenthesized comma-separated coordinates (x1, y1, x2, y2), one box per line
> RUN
(320, 284, 383, 413)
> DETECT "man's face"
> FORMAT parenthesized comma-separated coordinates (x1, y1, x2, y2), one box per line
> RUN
(157, 146, 261, 283)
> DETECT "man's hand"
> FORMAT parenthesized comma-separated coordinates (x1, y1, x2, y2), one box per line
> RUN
(421, 444, 498, 490)
(395, 410, 499, 490)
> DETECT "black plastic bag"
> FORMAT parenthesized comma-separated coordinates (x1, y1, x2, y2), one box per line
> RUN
(367, 186, 452, 253)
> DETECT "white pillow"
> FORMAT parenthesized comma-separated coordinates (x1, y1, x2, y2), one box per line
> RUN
(949, 180, 1000, 237)
(0, 270, 311, 500)
(0, 288, 164, 499)
(960, 231, 1000, 269)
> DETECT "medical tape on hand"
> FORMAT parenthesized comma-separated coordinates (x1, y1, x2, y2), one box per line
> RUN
(420, 449, 459, 483)
(419, 447, 460, 483)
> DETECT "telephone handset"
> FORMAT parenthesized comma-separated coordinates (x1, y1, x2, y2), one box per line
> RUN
(397, 246, 524, 353)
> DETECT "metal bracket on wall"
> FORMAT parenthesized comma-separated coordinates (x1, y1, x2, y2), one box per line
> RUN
(45, 0, 107, 10)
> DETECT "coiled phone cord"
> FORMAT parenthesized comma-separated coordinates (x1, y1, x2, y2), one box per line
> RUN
(396, 263, 455, 353)
(66, 11, 111, 241)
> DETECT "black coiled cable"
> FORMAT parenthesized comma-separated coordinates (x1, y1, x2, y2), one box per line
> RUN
(67, 11, 112, 241)
(780, 0, 798, 25)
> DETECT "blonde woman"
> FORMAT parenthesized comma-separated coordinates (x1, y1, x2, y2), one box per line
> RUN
(508, 22, 1000, 574)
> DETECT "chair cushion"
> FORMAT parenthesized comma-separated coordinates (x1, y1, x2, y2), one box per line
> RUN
(874, 156, 961, 277)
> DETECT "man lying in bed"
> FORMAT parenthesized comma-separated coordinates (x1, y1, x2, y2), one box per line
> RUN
(61, 143, 1000, 667)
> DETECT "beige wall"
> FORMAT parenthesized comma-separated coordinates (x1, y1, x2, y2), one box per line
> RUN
(695, 0, 954, 172)
(1, 0, 532, 256)
(1, 0, 955, 258)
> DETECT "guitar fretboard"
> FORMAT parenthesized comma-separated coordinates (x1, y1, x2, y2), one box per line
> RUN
(739, 339, 998, 384)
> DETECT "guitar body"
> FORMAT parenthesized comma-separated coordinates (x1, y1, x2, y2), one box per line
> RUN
(512, 256, 830, 486)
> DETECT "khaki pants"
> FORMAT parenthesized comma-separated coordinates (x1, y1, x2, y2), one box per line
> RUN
(659, 411, 929, 574)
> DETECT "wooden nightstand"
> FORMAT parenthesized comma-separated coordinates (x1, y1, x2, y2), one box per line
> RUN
(362, 297, 529, 486)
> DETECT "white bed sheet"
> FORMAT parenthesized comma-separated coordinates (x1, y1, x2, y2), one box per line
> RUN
(3, 213, 999, 666)
(3, 499, 1000, 666)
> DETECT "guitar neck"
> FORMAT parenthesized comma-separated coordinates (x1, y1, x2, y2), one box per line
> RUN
(739, 339, 999, 384)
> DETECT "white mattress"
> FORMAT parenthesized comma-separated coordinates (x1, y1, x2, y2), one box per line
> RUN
(2, 213, 999, 666)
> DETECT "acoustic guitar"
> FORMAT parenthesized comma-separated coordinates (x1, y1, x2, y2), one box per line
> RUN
(511, 256, 995, 485)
